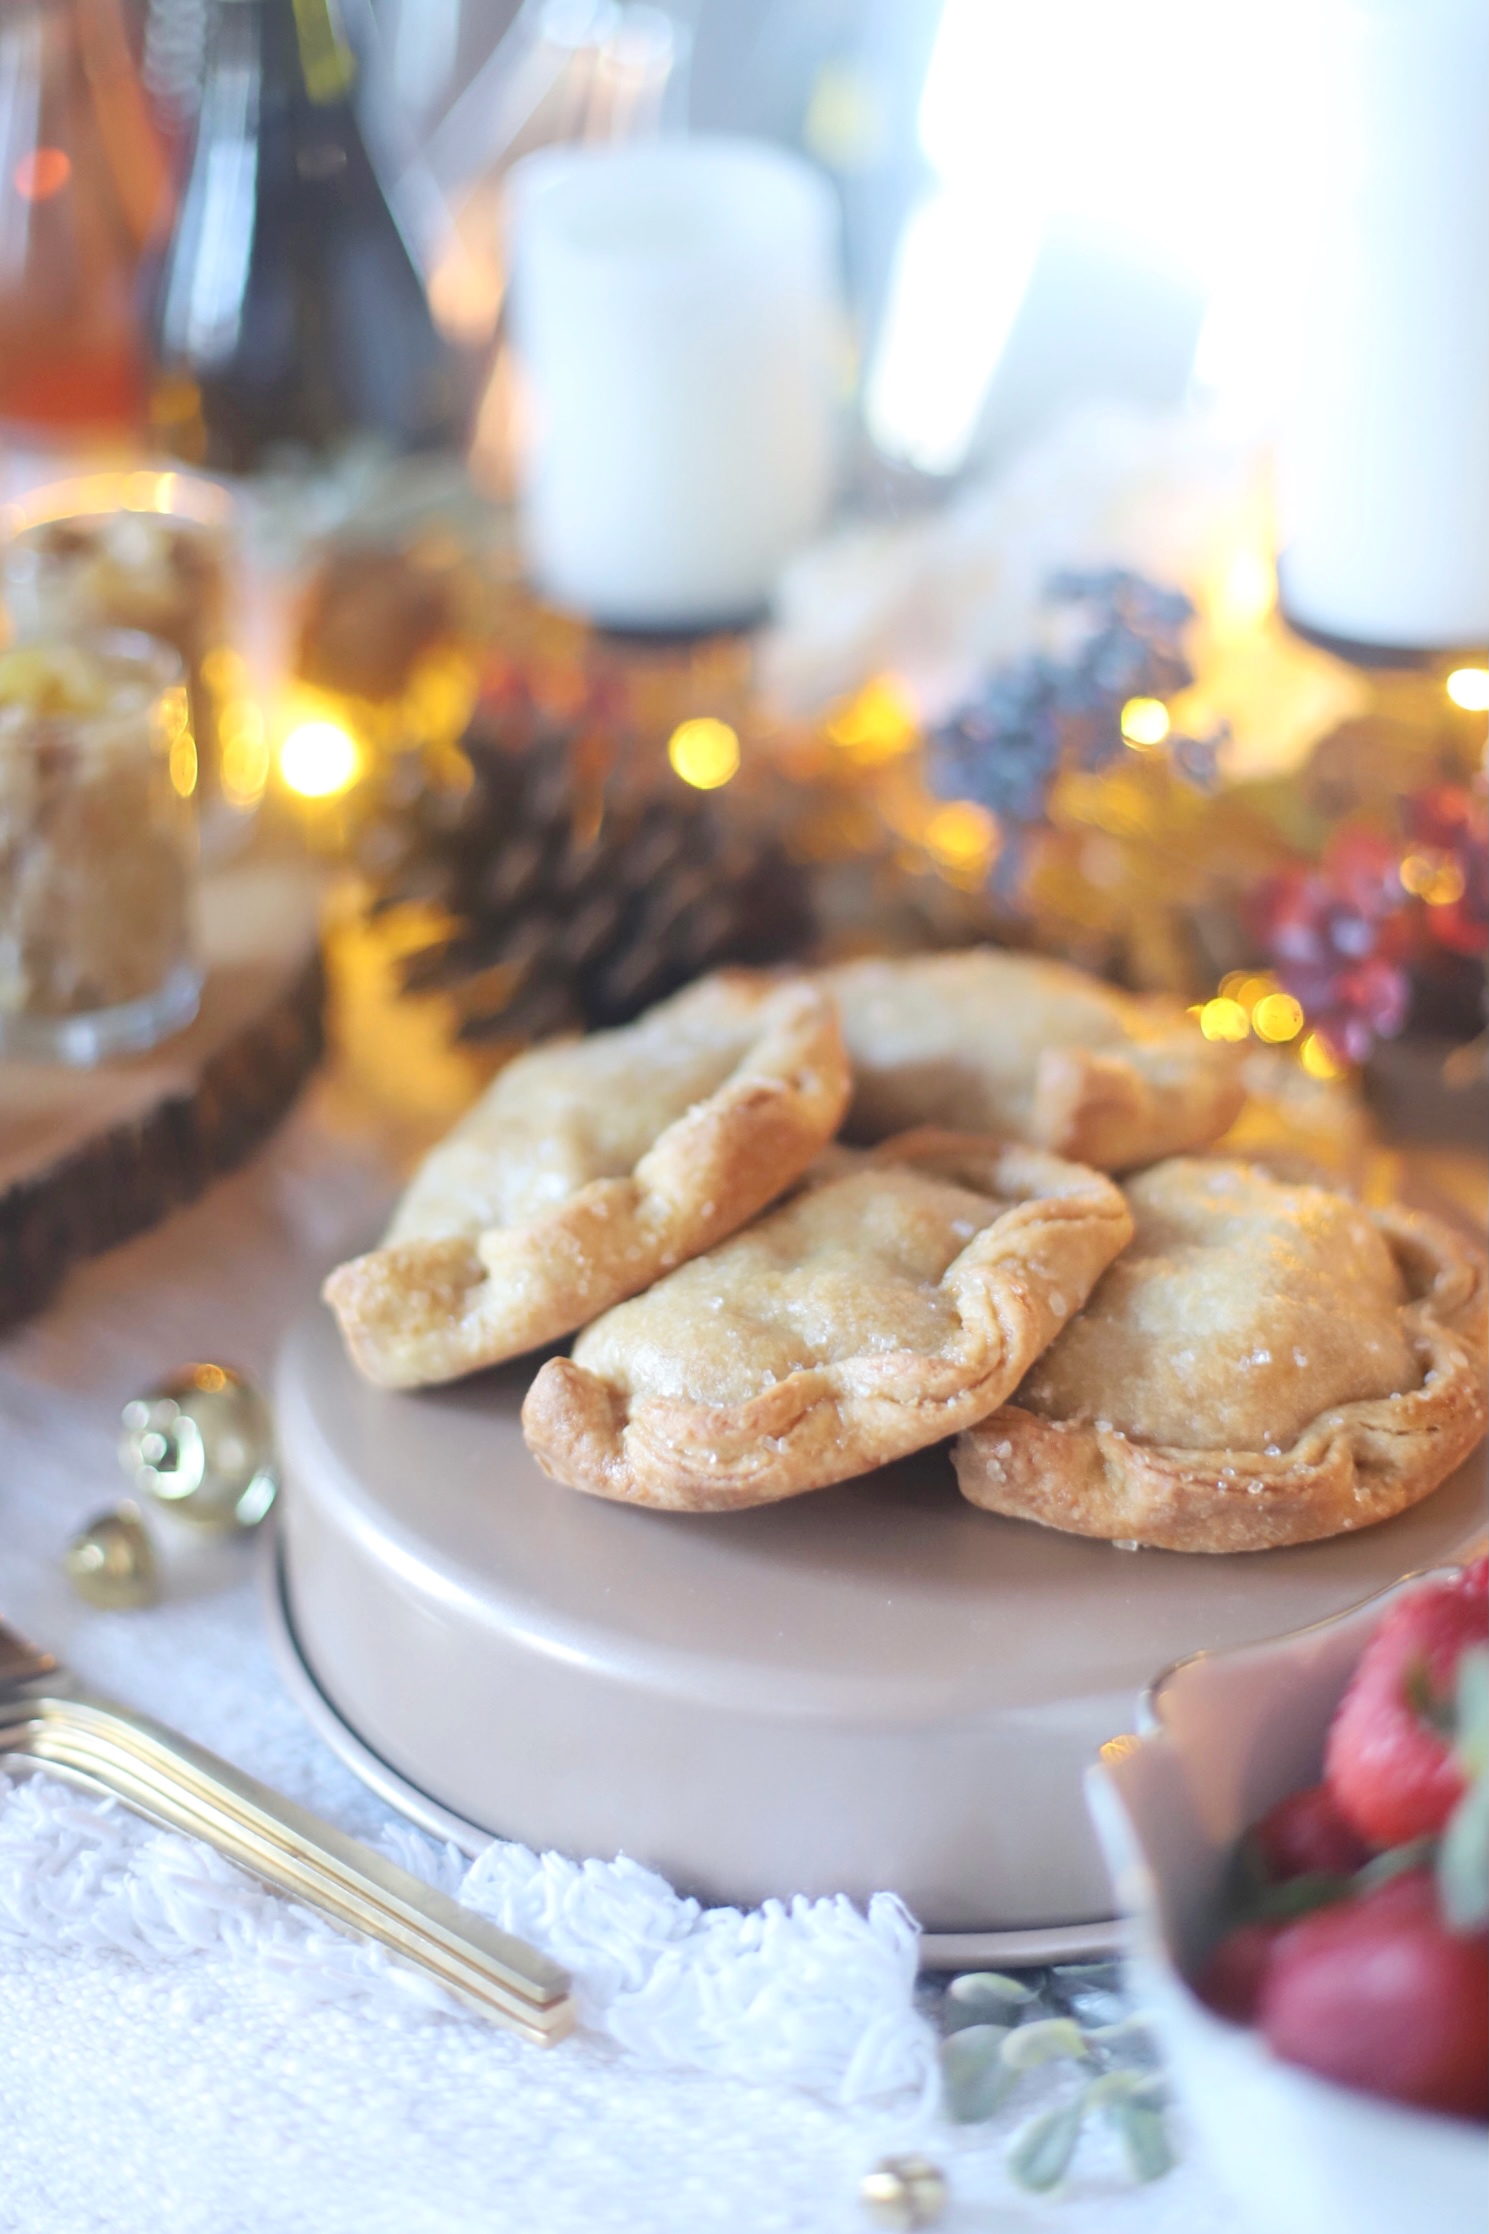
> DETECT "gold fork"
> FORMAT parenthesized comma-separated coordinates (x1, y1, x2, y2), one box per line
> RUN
(0, 1616, 574, 2045)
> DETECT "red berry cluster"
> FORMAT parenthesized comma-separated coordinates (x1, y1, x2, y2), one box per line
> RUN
(1196, 1559, 1489, 2121)
(1252, 779, 1489, 1064)
(1252, 829, 1411, 1065)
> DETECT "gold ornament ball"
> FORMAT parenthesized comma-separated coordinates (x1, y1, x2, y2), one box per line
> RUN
(64, 1505, 159, 1609)
(859, 2155, 948, 2231)
(119, 1363, 278, 1532)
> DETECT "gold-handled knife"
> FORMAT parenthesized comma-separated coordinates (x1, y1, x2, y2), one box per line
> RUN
(0, 1616, 575, 2045)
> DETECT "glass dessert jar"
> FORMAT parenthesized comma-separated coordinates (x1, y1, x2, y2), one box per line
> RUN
(0, 634, 202, 1062)
(1, 476, 253, 846)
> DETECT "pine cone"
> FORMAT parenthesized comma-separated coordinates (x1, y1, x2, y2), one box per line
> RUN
(356, 702, 815, 1041)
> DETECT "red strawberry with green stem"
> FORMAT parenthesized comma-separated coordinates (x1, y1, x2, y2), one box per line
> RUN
(1326, 1560, 1488, 1850)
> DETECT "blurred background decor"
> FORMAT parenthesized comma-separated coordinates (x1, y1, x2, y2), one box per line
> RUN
(0, 854, 322, 1331)
(0, 0, 171, 437)
(0, 0, 1483, 1293)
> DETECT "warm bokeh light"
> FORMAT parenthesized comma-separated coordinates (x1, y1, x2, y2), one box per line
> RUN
(924, 798, 997, 878)
(1446, 666, 1489, 713)
(279, 719, 359, 798)
(220, 699, 270, 808)
(1299, 1030, 1346, 1081)
(1219, 970, 1274, 1012)
(168, 734, 198, 798)
(159, 685, 197, 798)
(1120, 696, 1170, 748)
(1252, 990, 1304, 1043)
(1400, 851, 1467, 907)
(825, 674, 918, 762)
(1198, 996, 1249, 1042)
(667, 717, 740, 790)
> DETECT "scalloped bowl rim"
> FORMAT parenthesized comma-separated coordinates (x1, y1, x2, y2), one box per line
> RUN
(1086, 1563, 1487, 2234)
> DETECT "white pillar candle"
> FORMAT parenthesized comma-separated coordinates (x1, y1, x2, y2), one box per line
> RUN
(506, 138, 840, 631)
(1278, 0, 1489, 650)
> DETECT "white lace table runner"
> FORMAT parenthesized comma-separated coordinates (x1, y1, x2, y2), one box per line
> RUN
(0, 1088, 1242, 2234)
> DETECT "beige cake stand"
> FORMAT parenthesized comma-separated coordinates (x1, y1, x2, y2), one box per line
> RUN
(275, 1301, 1487, 1952)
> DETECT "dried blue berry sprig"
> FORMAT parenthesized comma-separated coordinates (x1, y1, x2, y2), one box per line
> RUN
(936, 1962, 1174, 2194)
(928, 569, 1229, 903)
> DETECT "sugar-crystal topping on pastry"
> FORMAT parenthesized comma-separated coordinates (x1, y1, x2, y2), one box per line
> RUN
(1018, 1159, 1417, 1453)
(324, 971, 849, 1388)
(521, 1132, 1133, 1511)
(955, 1156, 1487, 1553)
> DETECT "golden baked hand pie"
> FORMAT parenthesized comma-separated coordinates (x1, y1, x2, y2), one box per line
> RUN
(955, 1157, 1488, 1553)
(324, 972, 850, 1388)
(820, 949, 1245, 1171)
(521, 1131, 1133, 1511)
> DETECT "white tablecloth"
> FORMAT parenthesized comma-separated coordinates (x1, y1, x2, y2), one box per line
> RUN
(0, 1086, 1244, 2234)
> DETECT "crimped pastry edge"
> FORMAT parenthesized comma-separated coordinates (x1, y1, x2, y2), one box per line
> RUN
(322, 973, 850, 1388)
(954, 1200, 1488, 1553)
(520, 1130, 1135, 1511)
(1031, 1021, 1246, 1172)
(825, 952, 1247, 1171)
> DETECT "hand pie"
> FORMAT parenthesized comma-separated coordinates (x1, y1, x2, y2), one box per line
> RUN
(955, 1157, 1488, 1553)
(819, 949, 1245, 1171)
(521, 1131, 1133, 1511)
(324, 972, 850, 1388)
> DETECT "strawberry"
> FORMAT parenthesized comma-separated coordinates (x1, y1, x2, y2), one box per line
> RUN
(1259, 1868, 1489, 2118)
(1251, 1782, 1374, 1881)
(1325, 1559, 1489, 1850)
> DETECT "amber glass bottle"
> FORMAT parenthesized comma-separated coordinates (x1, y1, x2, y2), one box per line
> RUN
(0, 0, 169, 435)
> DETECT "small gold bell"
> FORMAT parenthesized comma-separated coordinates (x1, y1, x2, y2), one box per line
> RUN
(119, 1363, 278, 1532)
(64, 1504, 159, 1609)
(859, 2155, 948, 2231)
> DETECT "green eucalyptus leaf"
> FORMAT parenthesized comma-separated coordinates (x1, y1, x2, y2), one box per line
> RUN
(940, 2024, 1015, 2123)
(1107, 2096, 1175, 2184)
(1000, 2017, 1088, 2071)
(1007, 2098, 1086, 2193)
(945, 1970, 1037, 2031)
(1082, 2069, 1144, 2110)
(1438, 1769, 1489, 1933)
(1083, 2014, 1161, 2063)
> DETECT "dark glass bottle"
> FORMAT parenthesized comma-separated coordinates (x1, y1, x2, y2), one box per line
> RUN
(148, 0, 465, 469)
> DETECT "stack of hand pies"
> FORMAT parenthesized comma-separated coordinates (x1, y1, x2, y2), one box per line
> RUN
(324, 952, 1487, 1553)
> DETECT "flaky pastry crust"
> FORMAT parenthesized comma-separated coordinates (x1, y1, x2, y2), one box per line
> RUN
(819, 949, 1245, 1171)
(955, 1161, 1487, 1553)
(323, 972, 850, 1387)
(521, 1131, 1133, 1511)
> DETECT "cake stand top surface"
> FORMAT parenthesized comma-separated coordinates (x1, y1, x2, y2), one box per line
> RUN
(281, 1302, 1488, 1727)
